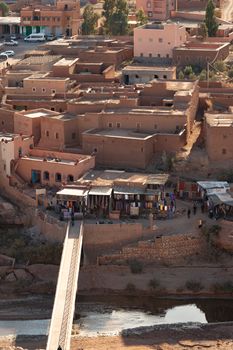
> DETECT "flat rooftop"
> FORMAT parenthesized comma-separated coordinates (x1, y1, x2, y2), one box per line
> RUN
(20, 109, 59, 118)
(84, 128, 156, 140)
(206, 113, 233, 127)
(21, 156, 77, 166)
(53, 58, 79, 67)
(78, 169, 169, 186)
(123, 65, 176, 72)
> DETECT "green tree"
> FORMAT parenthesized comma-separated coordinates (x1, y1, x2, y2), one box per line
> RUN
(213, 60, 226, 72)
(0, 2, 9, 16)
(102, 0, 115, 34)
(102, 0, 129, 35)
(199, 69, 207, 81)
(205, 0, 218, 37)
(184, 65, 193, 76)
(136, 8, 148, 26)
(178, 70, 185, 80)
(198, 22, 208, 38)
(82, 5, 99, 35)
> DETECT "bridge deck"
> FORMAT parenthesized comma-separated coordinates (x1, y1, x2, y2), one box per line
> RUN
(46, 220, 83, 350)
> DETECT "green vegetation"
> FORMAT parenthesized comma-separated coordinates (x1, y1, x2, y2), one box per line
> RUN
(213, 281, 233, 293)
(213, 60, 227, 73)
(217, 169, 233, 182)
(205, 0, 218, 37)
(82, 5, 99, 35)
(102, 0, 129, 35)
(125, 282, 136, 292)
(128, 259, 143, 274)
(136, 8, 148, 26)
(148, 278, 160, 290)
(185, 280, 204, 292)
(0, 2, 9, 16)
(0, 228, 63, 265)
(198, 22, 208, 39)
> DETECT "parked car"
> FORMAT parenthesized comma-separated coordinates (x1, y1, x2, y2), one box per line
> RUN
(4, 40, 18, 46)
(0, 53, 8, 60)
(10, 34, 20, 40)
(4, 50, 15, 57)
(24, 33, 46, 42)
(46, 34, 56, 41)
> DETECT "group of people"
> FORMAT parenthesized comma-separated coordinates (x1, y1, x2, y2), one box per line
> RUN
(187, 201, 205, 219)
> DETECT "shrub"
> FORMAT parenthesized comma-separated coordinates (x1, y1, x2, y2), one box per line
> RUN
(148, 278, 160, 290)
(128, 259, 143, 274)
(125, 282, 136, 293)
(228, 69, 233, 78)
(184, 65, 193, 76)
(213, 281, 233, 293)
(213, 60, 226, 72)
(185, 280, 204, 292)
(178, 71, 184, 80)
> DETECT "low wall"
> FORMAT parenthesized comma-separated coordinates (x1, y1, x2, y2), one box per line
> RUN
(83, 222, 144, 246)
(98, 233, 206, 265)
(35, 211, 67, 243)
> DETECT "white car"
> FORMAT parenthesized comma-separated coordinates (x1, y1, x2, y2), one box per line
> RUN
(0, 53, 8, 60)
(4, 40, 18, 46)
(4, 50, 15, 57)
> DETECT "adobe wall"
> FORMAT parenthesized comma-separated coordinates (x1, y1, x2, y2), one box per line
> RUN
(98, 233, 206, 265)
(83, 223, 144, 246)
(35, 210, 66, 242)
(0, 108, 14, 133)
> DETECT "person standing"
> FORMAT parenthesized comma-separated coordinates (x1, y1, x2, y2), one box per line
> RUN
(187, 208, 191, 219)
(193, 203, 197, 215)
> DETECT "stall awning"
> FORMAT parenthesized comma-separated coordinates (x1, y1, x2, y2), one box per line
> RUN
(88, 187, 112, 196)
(114, 187, 145, 195)
(56, 188, 88, 199)
(145, 174, 169, 186)
(197, 181, 230, 192)
(209, 192, 233, 207)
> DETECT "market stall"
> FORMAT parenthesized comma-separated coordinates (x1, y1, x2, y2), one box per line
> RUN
(56, 187, 89, 220)
(87, 186, 112, 217)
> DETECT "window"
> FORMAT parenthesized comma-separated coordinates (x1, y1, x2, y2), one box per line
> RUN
(154, 74, 158, 78)
(108, 122, 113, 128)
(141, 147, 144, 152)
(147, 1, 151, 8)
(59, 108, 63, 113)
(51, 89, 56, 94)
(55, 173, 62, 182)
(135, 74, 139, 78)
(1, 121, 4, 125)
(223, 134, 227, 139)
(158, 54, 161, 58)
(42, 88, 46, 93)
(166, 54, 169, 58)
(159, 38, 163, 43)
(168, 42, 171, 45)
(46, 130, 49, 137)
(163, 75, 167, 79)
(149, 53, 152, 58)
(43, 171, 49, 181)
(67, 174, 74, 182)
(222, 148, 227, 155)
(116, 122, 121, 128)
(51, 107, 55, 111)
(148, 11, 152, 17)
(93, 148, 97, 153)
(55, 132, 59, 139)
(140, 53, 143, 57)
(72, 132, 76, 139)
(32, 87, 36, 92)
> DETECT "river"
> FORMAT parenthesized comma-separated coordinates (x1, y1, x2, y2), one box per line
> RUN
(1, 296, 233, 337)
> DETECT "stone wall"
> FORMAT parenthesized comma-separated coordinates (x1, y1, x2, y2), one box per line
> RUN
(98, 233, 206, 265)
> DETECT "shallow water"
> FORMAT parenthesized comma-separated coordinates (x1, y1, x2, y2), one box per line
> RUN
(1, 297, 233, 337)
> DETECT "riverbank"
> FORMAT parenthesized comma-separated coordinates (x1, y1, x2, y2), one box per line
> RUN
(1, 322, 233, 350)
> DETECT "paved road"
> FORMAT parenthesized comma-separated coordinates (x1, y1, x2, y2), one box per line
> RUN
(221, 0, 233, 22)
